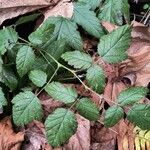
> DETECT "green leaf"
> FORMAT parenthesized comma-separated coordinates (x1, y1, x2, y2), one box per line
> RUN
(28, 19, 55, 45)
(86, 65, 105, 93)
(127, 104, 150, 130)
(15, 13, 41, 26)
(78, 0, 101, 10)
(98, 25, 131, 63)
(48, 17, 82, 50)
(62, 51, 92, 69)
(117, 87, 148, 106)
(29, 70, 47, 87)
(32, 57, 48, 72)
(45, 82, 78, 104)
(73, 4, 104, 38)
(98, 0, 130, 25)
(0, 87, 7, 108)
(0, 27, 18, 55)
(76, 98, 99, 121)
(45, 108, 77, 147)
(2, 66, 18, 90)
(16, 46, 35, 77)
(12, 91, 43, 126)
(104, 106, 124, 127)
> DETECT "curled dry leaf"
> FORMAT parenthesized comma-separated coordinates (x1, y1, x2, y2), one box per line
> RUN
(64, 114, 90, 150)
(22, 121, 52, 150)
(0, 0, 60, 25)
(0, 117, 24, 150)
(43, 0, 74, 20)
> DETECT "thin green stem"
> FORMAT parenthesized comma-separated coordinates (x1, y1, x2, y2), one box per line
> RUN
(36, 65, 60, 96)
(18, 37, 30, 44)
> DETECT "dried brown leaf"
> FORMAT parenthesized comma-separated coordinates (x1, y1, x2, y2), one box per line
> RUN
(0, 117, 24, 150)
(0, 0, 60, 25)
(43, 0, 73, 20)
(64, 114, 90, 150)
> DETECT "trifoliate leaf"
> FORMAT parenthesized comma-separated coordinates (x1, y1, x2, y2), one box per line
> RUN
(76, 98, 99, 121)
(62, 51, 92, 69)
(0, 87, 7, 108)
(86, 65, 105, 93)
(28, 19, 55, 45)
(127, 104, 150, 130)
(45, 82, 78, 104)
(104, 106, 124, 127)
(98, 25, 131, 63)
(12, 91, 43, 126)
(29, 70, 47, 87)
(98, 0, 130, 25)
(48, 17, 82, 50)
(0, 27, 18, 55)
(2, 66, 18, 90)
(78, 0, 101, 10)
(15, 13, 41, 26)
(73, 3, 104, 38)
(45, 108, 77, 147)
(117, 87, 148, 106)
(16, 46, 35, 77)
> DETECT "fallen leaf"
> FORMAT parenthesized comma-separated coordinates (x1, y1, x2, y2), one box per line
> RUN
(22, 121, 50, 150)
(101, 21, 118, 33)
(0, 0, 60, 25)
(0, 117, 24, 150)
(39, 92, 63, 117)
(64, 114, 90, 150)
(43, 0, 74, 21)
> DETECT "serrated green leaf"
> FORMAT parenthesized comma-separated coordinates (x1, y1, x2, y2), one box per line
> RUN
(104, 106, 124, 127)
(45, 82, 78, 104)
(62, 51, 92, 69)
(86, 65, 105, 93)
(45, 108, 77, 147)
(98, 25, 131, 63)
(0, 27, 18, 55)
(12, 91, 43, 126)
(73, 3, 104, 38)
(32, 57, 48, 72)
(127, 104, 150, 130)
(15, 13, 41, 26)
(76, 98, 99, 121)
(98, 0, 130, 25)
(29, 70, 47, 87)
(117, 87, 148, 106)
(16, 46, 35, 77)
(28, 20, 55, 45)
(0, 87, 7, 108)
(48, 17, 82, 50)
(2, 66, 18, 90)
(78, 0, 101, 10)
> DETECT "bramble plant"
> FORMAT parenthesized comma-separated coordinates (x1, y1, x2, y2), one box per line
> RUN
(0, 0, 150, 148)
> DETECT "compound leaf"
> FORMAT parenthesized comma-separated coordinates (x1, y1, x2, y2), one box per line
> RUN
(104, 106, 124, 127)
(98, 25, 131, 63)
(29, 70, 47, 87)
(117, 87, 148, 106)
(98, 0, 130, 25)
(45, 108, 77, 147)
(45, 82, 78, 104)
(86, 65, 105, 93)
(16, 46, 35, 77)
(12, 91, 43, 126)
(0, 27, 18, 55)
(127, 104, 150, 130)
(48, 17, 82, 50)
(62, 51, 92, 69)
(73, 3, 104, 38)
(76, 98, 99, 121)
